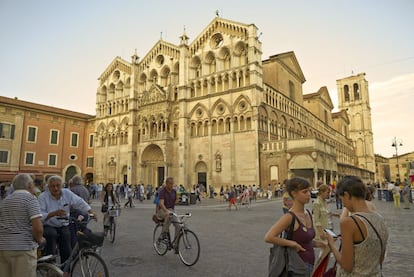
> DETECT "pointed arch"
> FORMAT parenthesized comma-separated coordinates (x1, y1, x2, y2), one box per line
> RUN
(189, 102, 210, 120)
(211, 98, 232, 119)
(116, 81, 124, 90)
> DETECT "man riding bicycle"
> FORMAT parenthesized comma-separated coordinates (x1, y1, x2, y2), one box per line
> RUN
(156, 177, 180, 253)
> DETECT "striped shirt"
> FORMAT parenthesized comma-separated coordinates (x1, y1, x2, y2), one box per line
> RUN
(0, 190, 42, 251)
(38, 188, 91, 227)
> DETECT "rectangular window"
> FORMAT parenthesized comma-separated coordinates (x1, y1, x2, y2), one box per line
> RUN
(50, 130, 59, 145)
(89, 134, 94, 148)
(86, 157, 94, 167)
(0, 150, 9, 163)
(0, 123, 15, 139)
(27, 126, 37, 142)
(71, 132, 79, 147)
(48, 154, 57, 166)
(270, 165, 279, 181)
(25, 152, 35, 165)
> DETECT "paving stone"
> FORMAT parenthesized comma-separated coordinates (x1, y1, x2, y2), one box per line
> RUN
(84, 196, 413, 276)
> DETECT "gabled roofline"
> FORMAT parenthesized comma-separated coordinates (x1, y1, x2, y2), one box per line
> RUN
(138, 40, 180, 71)
(98, 56, 131, 83)
(263, 51, 306, 83)
(189, 17, 254, 55)
(303, 86, 334, 109)
(332, 109, 350, 124)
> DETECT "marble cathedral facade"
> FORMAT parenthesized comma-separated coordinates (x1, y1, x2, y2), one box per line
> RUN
(93, 17, 375, 189)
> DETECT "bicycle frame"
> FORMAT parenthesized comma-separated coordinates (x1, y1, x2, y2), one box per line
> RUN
(38, 216, 104, 274)
(152, 211, 200, 266)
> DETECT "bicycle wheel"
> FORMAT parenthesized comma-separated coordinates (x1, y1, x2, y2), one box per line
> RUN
(178, 229, 200, 266)
(71, 251, 108, 277)
(153, 223, 168, 256)
(109, 217, 116, 243)
(36, 262, 64, 277)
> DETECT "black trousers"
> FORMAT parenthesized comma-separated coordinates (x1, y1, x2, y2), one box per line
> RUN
(43, 225, 72, 263)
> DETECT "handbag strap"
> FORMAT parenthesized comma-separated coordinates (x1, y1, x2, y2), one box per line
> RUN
(286, 211, 296, 240)
(350, 216, 365, 240)
(353, 214, 384, 268)
(287, 209, 311, 235)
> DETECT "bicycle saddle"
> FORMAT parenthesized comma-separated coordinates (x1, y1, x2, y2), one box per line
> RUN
(37, 254, 57, 263)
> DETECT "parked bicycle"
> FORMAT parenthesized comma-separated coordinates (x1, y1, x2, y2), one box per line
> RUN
(105, 205, 121, 243)
(152, 212, 200, 266)
(37, 215, 108, 277)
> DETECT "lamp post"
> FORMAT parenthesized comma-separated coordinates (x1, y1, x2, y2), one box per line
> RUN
(391, 137, 403, 182)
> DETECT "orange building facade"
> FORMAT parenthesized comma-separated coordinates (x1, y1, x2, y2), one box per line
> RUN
(0, 96, 95, 184)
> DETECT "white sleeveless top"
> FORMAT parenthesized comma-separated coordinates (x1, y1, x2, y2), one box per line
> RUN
(337, 212, 388, 277)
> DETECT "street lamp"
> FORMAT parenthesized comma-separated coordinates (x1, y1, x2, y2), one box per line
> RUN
(391, 137, 403, 182)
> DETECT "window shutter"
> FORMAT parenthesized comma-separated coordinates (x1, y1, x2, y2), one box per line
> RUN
(10, 125, 15, 139)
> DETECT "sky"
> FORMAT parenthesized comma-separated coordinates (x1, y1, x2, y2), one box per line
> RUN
(0, 0, 413, 158)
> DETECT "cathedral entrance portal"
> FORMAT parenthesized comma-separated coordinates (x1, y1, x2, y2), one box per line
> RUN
(195, 161, 208, 190)
(197, 172, 207, 188)
(141, 144, 165, 187)
(158, 167, 165, 187)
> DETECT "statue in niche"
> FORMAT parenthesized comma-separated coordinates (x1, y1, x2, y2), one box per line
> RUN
(108, 157, 116, 166)
(215, 151, 222, 172)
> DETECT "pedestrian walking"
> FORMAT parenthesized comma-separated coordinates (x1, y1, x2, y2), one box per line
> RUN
(393, 182, 401, 208)
(402, 182, 410, 209)
(124, 185, 134, 208)
(228, 187, 238, 211)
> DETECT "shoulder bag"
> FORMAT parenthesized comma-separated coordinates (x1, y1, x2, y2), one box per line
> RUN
(268, 211, 307, 277)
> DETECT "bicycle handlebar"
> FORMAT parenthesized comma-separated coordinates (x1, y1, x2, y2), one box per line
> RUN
(169, 212, 191, 218)
(57, 214, 94, 222)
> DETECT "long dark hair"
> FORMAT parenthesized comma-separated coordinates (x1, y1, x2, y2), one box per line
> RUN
(104, 183, 116, 203)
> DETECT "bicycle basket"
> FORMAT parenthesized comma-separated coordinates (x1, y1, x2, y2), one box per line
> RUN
(108, 207, 121, 217)
(77, 228, 104, 248)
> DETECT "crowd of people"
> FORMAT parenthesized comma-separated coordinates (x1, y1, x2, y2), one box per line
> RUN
(88, 182, 155, 204)
(0, 173, 97, 277)
(0, 171, 409, 276)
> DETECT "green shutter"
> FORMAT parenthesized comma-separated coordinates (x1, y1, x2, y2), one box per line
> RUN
(10, 125, 15, 139)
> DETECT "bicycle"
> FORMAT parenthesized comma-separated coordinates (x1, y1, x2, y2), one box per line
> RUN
(105, 205, 121, 243)
(37, 216, 108, 277)
(152, 212, 200, 266)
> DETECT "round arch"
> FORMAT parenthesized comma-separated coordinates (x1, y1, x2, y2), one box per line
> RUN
(141, 144, 165, 187)
(63, 164, 80, 183)
(194, 161, 208, 192)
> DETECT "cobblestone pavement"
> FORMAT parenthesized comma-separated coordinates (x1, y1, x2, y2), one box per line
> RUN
(85, 195, 413, 277)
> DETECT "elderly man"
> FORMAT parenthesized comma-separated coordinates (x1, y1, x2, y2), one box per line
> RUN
(0, 173, 44, 277)
(68, 175, 91, 247)
(69, 175, 90, 203)
(38, 175, 97, 264)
